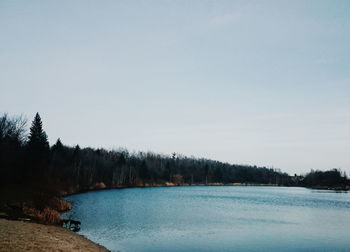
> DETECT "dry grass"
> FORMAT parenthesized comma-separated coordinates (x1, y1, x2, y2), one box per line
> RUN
(50, 197, 72, 212)
(23, 206, 61, 224)
(0, 219, 109, 252)
(89, 182, 106, 190)
(19, 197, 72, 224)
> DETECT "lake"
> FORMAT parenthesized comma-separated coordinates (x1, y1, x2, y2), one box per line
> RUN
(62, 186, 350, 252)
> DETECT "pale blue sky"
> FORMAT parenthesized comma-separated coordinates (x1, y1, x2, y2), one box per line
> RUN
(1, 0, 349, 174)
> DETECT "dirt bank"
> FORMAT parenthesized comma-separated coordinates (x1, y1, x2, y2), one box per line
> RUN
(0, 219, 109, 252)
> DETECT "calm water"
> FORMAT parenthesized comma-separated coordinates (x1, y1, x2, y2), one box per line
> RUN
(62, 186, 350, 252)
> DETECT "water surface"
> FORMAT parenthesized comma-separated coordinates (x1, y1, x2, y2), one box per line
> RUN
(63, 186, 350, 252)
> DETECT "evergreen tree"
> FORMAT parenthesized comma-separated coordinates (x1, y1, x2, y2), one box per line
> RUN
(73, 144, 81, 157)
(52, 138, 63, 151)
(27, 113, 50, 165)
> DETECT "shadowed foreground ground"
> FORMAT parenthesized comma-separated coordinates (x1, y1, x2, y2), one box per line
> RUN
(0, 219, 109, 252)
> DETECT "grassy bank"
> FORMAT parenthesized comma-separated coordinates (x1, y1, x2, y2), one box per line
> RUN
(0, 218, 109, 252)
(0, 183, 111, 252)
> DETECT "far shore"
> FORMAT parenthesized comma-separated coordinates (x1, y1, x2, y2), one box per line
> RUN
(60, 182, 350, 197)
(60, 182, 281, 197)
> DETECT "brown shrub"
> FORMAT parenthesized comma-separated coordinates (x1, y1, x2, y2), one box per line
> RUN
(49, 197, 72, 212)
(90, 182, 106, 190)
(23, 206, 61, 224)
(172, 174, 184, 185)
(41, 208, 61, 224)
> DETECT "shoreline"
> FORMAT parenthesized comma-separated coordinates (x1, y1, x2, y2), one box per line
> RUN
(61, 183, 349, 198)
(60, 183, 282, 197)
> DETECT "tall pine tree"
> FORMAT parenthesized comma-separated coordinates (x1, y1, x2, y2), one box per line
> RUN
(27, 113, 50, 166)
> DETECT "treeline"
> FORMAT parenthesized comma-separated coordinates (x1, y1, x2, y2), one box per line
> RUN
(1, 112, 349, 197)
(0, 113, 296, 191)
(49, 143, 295, 190)
(301, 169, 349, 188)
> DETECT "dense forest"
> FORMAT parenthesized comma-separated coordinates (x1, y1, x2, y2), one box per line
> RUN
(0, 113, 349, 223)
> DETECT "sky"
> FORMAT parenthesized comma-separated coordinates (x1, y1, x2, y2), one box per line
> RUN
(1, 0, 350, 175)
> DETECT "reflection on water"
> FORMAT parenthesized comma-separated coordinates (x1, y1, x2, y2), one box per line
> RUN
(63, 186, 350, 252)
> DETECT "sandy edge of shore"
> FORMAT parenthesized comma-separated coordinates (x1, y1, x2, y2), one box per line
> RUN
(0, 218, 109, 252)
